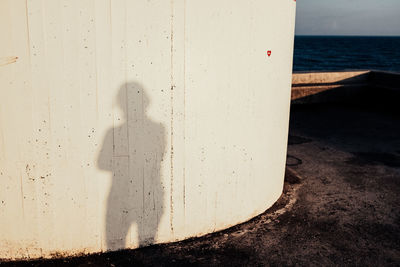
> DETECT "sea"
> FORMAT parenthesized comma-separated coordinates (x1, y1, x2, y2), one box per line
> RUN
(293, 36, 400, 73)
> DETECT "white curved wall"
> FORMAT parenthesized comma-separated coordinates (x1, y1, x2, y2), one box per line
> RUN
(0, 0, 296, 260)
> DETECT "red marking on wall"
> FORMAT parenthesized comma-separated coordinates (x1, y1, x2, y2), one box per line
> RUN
(267, 51, 272, 57)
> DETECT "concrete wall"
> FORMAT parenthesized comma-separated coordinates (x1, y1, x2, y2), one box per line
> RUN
(0, 0, 296, 260)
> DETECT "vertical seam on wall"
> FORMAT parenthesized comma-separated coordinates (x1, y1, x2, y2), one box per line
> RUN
(169, 0, 175, 234)
(123, 0, 130, 182)
(25, 0, 32, 63)
(23, 0, 31, 221)
(93, 0, 99, 122)
(183, 0, 186, 220)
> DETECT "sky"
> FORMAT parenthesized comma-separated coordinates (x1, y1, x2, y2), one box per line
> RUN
(295, 0, 400, 36)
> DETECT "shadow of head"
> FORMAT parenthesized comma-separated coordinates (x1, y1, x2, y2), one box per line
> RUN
(116, 82, 150, 120)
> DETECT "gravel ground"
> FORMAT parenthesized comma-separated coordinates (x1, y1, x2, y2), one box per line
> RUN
(3, 103, 400, 266)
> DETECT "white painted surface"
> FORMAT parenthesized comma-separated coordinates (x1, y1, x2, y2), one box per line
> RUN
(0, 0, 296, 259)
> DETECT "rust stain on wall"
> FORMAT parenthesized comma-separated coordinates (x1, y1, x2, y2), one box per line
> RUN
(0, 56, 18, 66)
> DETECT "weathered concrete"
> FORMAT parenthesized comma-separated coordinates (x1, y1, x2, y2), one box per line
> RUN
(0, 0, 296, 259)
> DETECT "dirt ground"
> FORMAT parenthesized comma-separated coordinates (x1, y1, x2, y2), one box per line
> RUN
(2, 103, 400, 266)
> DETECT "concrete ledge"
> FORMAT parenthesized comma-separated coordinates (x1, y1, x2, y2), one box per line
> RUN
(291, 70, 400, 106)
(292, 70, 370, 86)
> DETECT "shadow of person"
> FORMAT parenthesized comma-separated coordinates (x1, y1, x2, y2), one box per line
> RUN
(97, 82, 166, 251)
